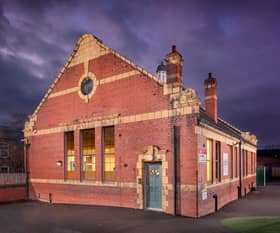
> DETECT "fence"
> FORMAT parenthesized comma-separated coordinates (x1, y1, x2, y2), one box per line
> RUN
(0, 173, 26, 186)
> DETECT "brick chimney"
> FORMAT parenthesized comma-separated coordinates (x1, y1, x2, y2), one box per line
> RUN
(165, 45, 183, 85)
(204, 72, 218, 122)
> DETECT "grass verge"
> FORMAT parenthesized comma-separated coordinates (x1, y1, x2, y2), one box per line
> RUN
(222, 216, 280, 233)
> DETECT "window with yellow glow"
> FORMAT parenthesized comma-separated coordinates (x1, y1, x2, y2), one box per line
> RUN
(81, 129, 96, 179)
(229, 145, 233, 178)
(206, 139, 213, 183)
(215, 141, 221, 182)
(235, 147, 238, 178)
(103, 126, 115, 181)
(65, 131, 75, 179)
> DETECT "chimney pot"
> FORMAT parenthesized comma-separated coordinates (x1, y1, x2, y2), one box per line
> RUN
(165, 45, 183, 85)
(204, 72, 218, 122)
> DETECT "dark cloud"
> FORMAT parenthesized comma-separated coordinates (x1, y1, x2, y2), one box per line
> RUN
(0, 0, 279, 147)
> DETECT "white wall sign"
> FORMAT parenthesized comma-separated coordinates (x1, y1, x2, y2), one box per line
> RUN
(198, 154, 207, 162)
(202, 190, 207, 200)
(198, 149, 207, 162)
(223, 153, 228, 176)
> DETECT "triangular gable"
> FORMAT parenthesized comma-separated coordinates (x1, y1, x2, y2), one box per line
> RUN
(25, 34, 163, 132)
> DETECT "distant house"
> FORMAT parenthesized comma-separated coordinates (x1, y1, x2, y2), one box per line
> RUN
(0, 126, 24, 173)
(257, 147, 280, 183)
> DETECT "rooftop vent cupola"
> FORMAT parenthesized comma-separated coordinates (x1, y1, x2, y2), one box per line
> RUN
(165, 45, 184, 85)
(204, 72, 218, 122)
(156, 61, 167, 82)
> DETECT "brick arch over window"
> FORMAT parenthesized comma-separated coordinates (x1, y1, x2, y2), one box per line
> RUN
(136, 145, 168, 211)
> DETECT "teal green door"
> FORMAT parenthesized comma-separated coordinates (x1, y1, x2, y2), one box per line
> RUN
(145, 163, 162, 209)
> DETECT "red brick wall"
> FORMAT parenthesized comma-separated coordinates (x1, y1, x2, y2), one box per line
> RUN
(205, 86, 217, 121)
(198, 176, 256, 216)
(196, 134, 256, 217)
(0, 185, 25, 203)
(29, 133, 64, 179)
(35, 53, 169, 130)
(28, 51, 175, 212)
(29, 183, 137, 208)
(175, 115, 198, 217)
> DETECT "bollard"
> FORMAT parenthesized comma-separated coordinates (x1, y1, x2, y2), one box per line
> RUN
(49, 193, 52, 204)
(237, 186, 242, 199)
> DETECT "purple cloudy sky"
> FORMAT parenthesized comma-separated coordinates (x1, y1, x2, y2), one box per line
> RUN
(0, 0, 279, 147)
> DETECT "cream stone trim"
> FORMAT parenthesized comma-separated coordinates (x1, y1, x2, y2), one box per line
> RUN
(25, 106, 195, 137)
(195, 124, 238, 146)
(242, 144, 257, 152)
(68, 36, 109, 68)
(195, 124, 256, 152)
(30, 178, 136, 188)
(136, 145, 168, 211)
(99, 70, 140, 85)
(48, 70, 141, 100)
(78, 72, 97, 102)
(84, 60, 89, 74)
(205, 95, 217, 100)
(49, 87, 79, 99)
(206, 174, 256, 189)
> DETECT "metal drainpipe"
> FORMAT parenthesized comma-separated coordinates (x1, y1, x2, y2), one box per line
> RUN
(173, 125, 177, 216)
(238, 141, 242, 199)
(196, 170, 199, 217)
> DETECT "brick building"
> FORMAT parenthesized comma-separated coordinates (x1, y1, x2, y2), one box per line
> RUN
(257, 148, 280, 183)
(0, 126, 24, 173)
(24, 34, 257, 217)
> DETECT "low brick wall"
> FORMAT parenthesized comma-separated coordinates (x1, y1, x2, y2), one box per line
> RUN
(0, 173, 26, 203)
(0, 185, 26, 203)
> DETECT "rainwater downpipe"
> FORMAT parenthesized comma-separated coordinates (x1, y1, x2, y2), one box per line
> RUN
(238, 141, 243, 199)
(173, 125, 177, 216)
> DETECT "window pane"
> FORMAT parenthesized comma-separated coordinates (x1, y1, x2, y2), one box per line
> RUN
(82, 155, 96, 179)
(206, 139, 212, 183)
(229, 145, 233, 178)
(65, 131, 75, 179)
(82, 129, 95, 154)
(82, 129, 96, 180)
(66, 132, 74, 155)
(103, 126, 115, 181)
(67, 155, 75, 179)
(216, 141, 221, 181)
(235, 147, 238, 177)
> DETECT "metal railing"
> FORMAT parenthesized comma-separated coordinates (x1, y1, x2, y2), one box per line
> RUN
(0, 173, 26, 185)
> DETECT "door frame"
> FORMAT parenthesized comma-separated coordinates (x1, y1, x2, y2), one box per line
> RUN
(144, 162, 162, 210)
(136, 145, 168, 212)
